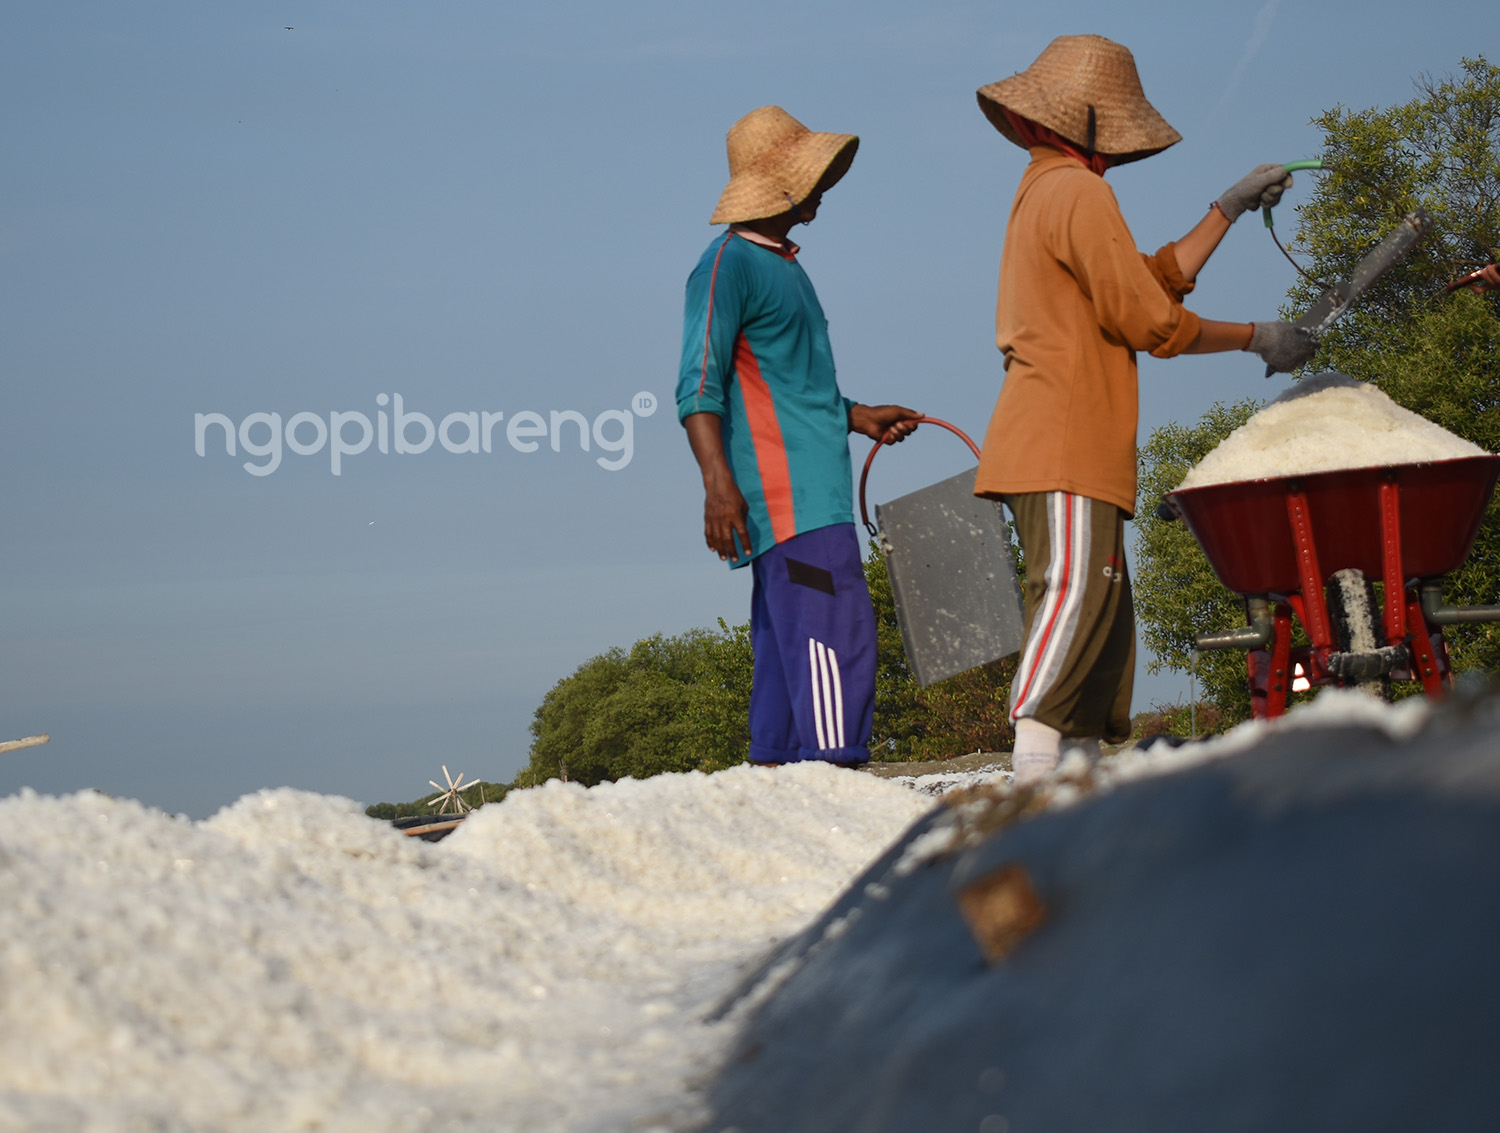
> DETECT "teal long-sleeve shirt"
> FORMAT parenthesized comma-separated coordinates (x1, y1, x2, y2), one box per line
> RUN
(676, 230, 856, 568)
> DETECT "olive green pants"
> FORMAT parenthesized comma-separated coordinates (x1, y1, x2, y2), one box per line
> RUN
(1004, 491, 1134, 743)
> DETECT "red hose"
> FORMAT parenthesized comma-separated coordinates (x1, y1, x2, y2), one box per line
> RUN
(858, 416, 982, 536)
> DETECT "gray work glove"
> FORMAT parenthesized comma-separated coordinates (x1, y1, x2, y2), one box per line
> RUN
(1217, 164, 1295, 222)
(1248, 321, 1317, 374)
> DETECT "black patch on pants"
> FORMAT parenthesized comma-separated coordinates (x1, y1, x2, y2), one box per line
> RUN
(786, 557, 835, 595)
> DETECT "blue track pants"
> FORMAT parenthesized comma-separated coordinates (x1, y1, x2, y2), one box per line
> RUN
(748, 523, 876, 765)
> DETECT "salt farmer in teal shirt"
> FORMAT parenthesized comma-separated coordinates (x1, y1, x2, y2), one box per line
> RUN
(676, 106, 918, 765)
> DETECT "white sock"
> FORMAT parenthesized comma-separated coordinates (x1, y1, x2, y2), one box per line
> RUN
(1012, 718, 1061, 786)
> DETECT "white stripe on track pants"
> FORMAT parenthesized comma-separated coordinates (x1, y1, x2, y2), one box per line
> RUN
(1005, 491, 1135, 744)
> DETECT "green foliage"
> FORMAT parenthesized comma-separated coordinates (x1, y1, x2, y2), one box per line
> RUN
(1134, 401, 1262, 723)
(865, 542, 1019, 760)
(866, 539, 926, 752)
(365, 781, 508, 820)
(676, 619, 756, 760)
(1134, 58, 1500, 708)
(1286, 57, 1499, 354)
(516, 622, 753, 788)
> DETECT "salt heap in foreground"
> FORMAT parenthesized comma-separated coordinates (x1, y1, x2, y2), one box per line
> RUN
(1178, 373, 1487, 490)
(0, 764, 931, 1132)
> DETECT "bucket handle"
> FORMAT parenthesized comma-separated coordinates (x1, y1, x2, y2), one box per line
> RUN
(858, 416, 982, 536)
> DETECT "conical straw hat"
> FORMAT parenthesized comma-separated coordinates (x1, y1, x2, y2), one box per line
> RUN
(977, 35, 1180, 165)
(710, 106, 859, 225)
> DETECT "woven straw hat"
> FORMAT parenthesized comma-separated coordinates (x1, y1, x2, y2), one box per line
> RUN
(709, 106, 859, 225)
(977, 35, 1180, 165)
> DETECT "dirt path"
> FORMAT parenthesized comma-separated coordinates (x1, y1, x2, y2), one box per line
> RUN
(860, 751, 1010, 779)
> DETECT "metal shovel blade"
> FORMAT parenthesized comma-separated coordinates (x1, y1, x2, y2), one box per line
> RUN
(1268, 208, 1430, 376)
(874, 468, 1025, 687)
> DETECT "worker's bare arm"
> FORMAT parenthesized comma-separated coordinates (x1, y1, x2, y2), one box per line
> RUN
(1184, 318, 1255, 354)
(1173, 208, 1232, 284)
(1185, 319, 1317, 374)
(683, 412, 751, 563)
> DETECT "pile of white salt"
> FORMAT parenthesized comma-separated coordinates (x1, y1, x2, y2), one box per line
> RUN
(1178, 374, 1487, 490)
(0, 766, 932, 1132)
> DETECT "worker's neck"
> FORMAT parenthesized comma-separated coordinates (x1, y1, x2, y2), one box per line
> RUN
(736, 213, 799, 245)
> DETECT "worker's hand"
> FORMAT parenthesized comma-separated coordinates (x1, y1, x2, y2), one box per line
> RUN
(849, 403, 921, 445)
(1466, 263, 1500, 293)
(703, 471, 751, 563)
(1216, 164, 1294, 223)
(1246, 321, 1317, 374)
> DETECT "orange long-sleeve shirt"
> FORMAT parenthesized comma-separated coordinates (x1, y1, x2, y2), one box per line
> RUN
(974, 148, 1201, 516)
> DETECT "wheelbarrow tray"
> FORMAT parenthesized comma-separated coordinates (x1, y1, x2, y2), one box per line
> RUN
(1166, 455, 1500, 595)
(874, 468, 1026, 687)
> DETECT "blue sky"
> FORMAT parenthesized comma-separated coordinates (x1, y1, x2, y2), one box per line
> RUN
(1, 0, 1492, 815)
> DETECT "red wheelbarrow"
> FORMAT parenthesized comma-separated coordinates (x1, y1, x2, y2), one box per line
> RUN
(1164, 455, 1500, 718)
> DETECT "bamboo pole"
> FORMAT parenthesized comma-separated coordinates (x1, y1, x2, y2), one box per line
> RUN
(0, 734, 49, 755)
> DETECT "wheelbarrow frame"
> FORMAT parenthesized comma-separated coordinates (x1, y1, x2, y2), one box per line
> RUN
(1165, 456, 1500, 718)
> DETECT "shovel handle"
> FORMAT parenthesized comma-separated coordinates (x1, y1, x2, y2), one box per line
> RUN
(858, 416, 982, 536)
(1263, 158, 1325, 229)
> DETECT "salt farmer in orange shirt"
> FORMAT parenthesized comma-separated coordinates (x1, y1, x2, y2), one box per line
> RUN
(972, 35, 1318, 784)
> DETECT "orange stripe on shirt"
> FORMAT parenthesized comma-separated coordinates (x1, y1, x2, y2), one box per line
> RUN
(697, 234, 734, 397)
(733, 331, 796, 543)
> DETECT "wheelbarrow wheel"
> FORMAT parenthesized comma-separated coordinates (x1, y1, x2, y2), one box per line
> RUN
(1326, 568, 1391, 699)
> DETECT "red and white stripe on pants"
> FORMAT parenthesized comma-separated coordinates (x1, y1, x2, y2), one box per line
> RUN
(1010, 491, 1093, 721)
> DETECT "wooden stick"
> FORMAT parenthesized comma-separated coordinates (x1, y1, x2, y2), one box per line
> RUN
(400, 818, 465, 837)
(0, 734, 50, 755)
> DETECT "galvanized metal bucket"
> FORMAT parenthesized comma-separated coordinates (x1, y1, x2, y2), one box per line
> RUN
(859, 418, 1025, 687)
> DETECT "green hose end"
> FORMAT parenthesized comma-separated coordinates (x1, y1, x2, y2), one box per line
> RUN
(1264, 159, 1324, 229)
